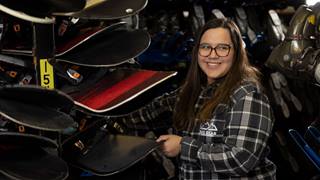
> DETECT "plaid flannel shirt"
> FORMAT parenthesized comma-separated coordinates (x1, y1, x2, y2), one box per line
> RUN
(115, 81, 276, 180)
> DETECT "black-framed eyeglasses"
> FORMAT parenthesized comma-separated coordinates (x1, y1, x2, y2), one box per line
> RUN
(198, 43, 232, 57)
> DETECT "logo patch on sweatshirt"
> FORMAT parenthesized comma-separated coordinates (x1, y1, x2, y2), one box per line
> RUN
(199, 121, 218, 137)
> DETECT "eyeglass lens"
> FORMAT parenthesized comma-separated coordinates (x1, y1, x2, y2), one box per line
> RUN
(199, 43, 231, 57)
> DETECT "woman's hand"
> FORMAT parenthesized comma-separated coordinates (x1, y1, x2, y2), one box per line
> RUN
(156, 135, 182, 157)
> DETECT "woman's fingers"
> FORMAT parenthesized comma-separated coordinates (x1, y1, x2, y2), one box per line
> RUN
(155, 135, 182, 157)
(156, 135, 169, 143)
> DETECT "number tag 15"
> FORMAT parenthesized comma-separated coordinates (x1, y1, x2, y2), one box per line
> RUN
(40, 59, 54, 89)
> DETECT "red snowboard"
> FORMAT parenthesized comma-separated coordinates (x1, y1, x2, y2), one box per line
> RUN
(68, 68, 177, 113)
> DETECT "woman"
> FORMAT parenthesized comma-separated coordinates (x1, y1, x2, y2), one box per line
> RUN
(114, 18, 276, 179)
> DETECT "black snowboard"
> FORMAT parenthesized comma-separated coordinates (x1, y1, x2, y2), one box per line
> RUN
(62, 120, 159, 176)
(54, 0, 148, 20)
(0, 85, 76, 131)
(0, 132, 68, 180)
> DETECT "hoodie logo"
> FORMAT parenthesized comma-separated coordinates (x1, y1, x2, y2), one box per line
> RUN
(200, 121, 218, 137)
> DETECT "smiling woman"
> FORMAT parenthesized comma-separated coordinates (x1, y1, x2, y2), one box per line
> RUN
(110, 18, 276, 180)
(197, 28, 235, 85)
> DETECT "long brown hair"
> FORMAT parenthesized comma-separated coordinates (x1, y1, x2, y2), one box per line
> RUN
(173, 18, 261, 131)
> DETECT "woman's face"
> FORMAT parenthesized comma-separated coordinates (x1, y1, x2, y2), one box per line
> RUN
(198, 27, 235, 85)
